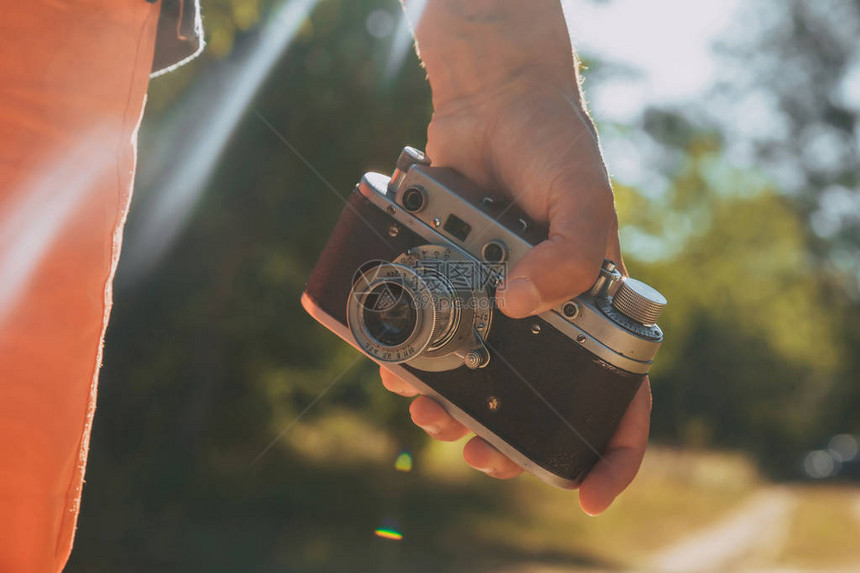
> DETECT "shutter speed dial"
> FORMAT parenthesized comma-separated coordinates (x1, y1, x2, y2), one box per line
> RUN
(587, 260, 666, 341)
(611, 278, 666, 326)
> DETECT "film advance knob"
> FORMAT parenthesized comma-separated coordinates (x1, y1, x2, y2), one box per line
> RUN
(396, 146, 431, 171)
(611, 278, 667, 326)
(389, 147, 432, 193)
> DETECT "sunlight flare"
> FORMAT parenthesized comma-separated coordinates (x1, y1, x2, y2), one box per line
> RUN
(125, 0, 320, 279)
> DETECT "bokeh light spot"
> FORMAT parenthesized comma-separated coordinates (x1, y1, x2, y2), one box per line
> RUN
(394, 451, 413, 473)
(803, 450, 837, 479)
(828, 434, 859, 463)
(366, 9, 395, 39)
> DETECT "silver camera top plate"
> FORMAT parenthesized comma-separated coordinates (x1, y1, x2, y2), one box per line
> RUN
(358, 167, 661, 375)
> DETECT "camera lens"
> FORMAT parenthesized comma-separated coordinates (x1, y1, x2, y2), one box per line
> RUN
(402, 187, 426, 212)
(361, 283, 418, 347)
(347, 249, 493, 371)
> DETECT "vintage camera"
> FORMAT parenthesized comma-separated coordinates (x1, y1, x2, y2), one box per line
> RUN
(302, 147, 666, 488)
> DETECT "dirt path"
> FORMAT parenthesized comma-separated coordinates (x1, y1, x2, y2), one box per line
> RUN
(648, 488, 796, 572)
(500, 486, 860, 573)
(855, 494, 860, 523)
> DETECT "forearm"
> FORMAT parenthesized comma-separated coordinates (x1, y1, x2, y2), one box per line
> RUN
(405, 0, 580, 108)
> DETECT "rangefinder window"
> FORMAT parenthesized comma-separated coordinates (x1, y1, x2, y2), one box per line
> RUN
(443, 213, 472, 242)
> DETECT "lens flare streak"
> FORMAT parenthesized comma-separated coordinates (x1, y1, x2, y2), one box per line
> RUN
(385, 0, 426, 82)
(126, 0, 320, 278)
(0, 127, 116, 328)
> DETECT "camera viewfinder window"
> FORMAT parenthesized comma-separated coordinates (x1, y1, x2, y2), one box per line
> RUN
(443, 214, 472, 242)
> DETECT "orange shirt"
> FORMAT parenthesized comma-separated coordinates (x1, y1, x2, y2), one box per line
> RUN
(0, 1, 160, 570)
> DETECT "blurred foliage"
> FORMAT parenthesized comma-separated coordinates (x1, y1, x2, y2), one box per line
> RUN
(714, 1, 860, 256)
(614, 138, 848, 463)
(66, 0, 859, 570)
(613, 0, 860, 473)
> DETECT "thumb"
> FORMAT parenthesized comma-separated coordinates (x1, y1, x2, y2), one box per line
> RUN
(497, 194, 616, 318)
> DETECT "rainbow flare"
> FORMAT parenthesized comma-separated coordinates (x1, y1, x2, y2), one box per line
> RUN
(374, 528, 403, 541)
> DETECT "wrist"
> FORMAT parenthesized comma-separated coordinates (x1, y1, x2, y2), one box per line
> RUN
(409, 0, 580, 109)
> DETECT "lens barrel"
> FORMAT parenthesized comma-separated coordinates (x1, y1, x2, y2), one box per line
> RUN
(347, 263, 459, 363)
(347, 245, 494, 372)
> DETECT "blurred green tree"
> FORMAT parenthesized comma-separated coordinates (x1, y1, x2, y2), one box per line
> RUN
(613, 0, 860, 469)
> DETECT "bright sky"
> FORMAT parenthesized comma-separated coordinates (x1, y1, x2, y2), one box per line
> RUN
(561, 0, 742, 120)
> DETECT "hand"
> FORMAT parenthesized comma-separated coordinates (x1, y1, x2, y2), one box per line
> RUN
(386, 0, 652, 514)
(380, 76, 651, 515)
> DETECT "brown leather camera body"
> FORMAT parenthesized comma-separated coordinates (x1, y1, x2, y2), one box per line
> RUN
(302, 156, 657, 488)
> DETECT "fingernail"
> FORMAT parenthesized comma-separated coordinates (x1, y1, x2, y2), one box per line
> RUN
(500, 278, 541, 317)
